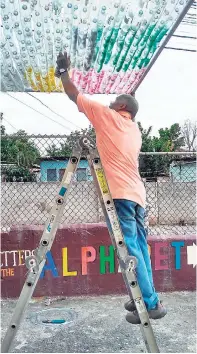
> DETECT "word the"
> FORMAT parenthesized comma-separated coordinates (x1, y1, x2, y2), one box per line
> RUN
(1, 268, 15, 277)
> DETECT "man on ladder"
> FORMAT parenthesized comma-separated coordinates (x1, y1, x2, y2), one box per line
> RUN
(56, 52, 167, 325)
(1, 51, 167, 354)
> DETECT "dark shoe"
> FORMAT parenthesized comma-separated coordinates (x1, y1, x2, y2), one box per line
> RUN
(126, 310, 141, 324)
(126, 301, 167, 325)
(149, 301, 167, 320)
(124, 299, 136, 312)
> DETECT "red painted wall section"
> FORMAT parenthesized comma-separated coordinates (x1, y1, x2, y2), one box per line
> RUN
(1, 224, 196, 298)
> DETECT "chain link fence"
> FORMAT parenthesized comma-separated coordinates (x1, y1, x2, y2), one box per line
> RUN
(1, 134, 196, 236)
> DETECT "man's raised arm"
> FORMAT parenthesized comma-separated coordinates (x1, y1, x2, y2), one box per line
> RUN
(55, 52, 110, 131)
(55, 52, 79, 104)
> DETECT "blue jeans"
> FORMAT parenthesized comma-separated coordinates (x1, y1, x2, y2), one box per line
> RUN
(113, 199, 159, 310)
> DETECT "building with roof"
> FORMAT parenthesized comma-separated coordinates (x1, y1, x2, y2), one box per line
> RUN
(39, 157, 92, 182)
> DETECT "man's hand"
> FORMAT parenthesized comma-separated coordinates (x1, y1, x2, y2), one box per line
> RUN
(56, 51, 79, 104)
(56, 52, 71, 74)
(55, 67, 60, 78)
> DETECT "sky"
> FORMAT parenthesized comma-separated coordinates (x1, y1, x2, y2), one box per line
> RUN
(1, 48, 197, 137)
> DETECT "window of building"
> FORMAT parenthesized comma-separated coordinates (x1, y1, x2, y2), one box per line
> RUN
(59, 169, 65, 181)
(47, 169, 57, 182)
(76, 168, 87, 182)
(57, 168, 88, 182)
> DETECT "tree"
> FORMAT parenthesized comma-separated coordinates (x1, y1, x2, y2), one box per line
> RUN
(46, 125, 96, 157)
(138, 122, 185, 177)
(137, 122, 157, 177)
(1, 129, 40, 166)
(46, 142, 71, 157)
(1, 166, 37, 182)
(138, 122, 184, 153)
(1, 126, 40, 182)
(137, 122, 154, 152)
(152, 123, 184, 152)
(182, 119, 197, 151)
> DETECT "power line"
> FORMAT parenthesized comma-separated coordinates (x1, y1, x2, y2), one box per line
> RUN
(170, 43, 197, 48)
(164, 46, 197, 52)
(177, 29, 197, 34)
(168, 40, 197, 47)
(5, 93, 74, 132)
(1, 115, 18, 131)
(26, 92, 81, 130)
(172, 34, 197, 39)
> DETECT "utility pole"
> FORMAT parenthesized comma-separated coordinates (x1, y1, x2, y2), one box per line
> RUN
(1, 112, 4, 134)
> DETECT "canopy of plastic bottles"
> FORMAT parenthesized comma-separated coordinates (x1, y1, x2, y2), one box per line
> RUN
(0, 0, 189, 93)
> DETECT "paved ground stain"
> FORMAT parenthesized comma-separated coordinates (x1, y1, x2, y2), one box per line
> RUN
(1, 291, 196, 353)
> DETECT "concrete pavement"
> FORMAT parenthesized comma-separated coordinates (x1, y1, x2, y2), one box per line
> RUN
(1, 291, 196, 353)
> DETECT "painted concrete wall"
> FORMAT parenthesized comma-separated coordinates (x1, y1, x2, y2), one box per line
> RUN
(1, 181, 196, 228)
(40, 159, 91, 182)
(155, 181, 196, 225)
(1, 224, 196, 298)
(1, 181, 99, 226)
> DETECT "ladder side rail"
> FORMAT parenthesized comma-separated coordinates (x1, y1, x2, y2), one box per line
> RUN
(1, 147, 82, 353)
(86, 153, 133, 299)
(88, 148, 159, 353)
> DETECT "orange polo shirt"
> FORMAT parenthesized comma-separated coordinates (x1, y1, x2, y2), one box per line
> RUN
(77, 93, 146, 208)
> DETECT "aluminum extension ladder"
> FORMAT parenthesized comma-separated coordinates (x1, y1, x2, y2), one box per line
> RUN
(1, 136, 160, 353)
